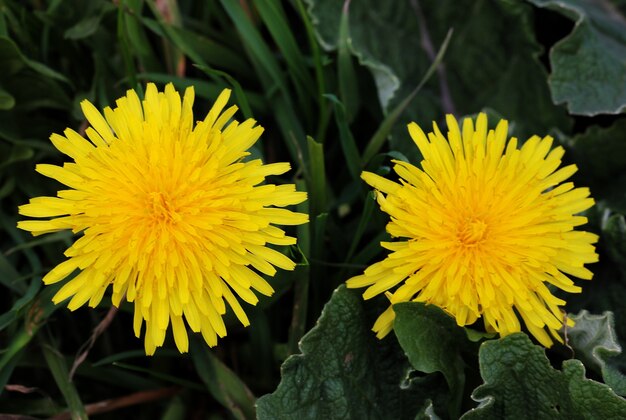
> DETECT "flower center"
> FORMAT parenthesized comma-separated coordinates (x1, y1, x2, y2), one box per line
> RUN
(457, 218, 488, 247)
(148, 191, 181, 223)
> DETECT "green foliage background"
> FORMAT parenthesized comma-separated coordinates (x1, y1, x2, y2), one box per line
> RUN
(0, 0, 625, 418)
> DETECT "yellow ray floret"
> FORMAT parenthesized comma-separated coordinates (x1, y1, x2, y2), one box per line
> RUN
(347, 113, 598, 348)
(18, 83, 308, 355)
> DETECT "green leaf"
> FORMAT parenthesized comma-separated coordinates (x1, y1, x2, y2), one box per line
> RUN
(253, 0, 316, 120)
(525, 0, 626, 115)
(305, 0, 570, 161)
(306, 136, 327, 217)
(0, 86, 14, 109)
(0, 278, 40, 331)
(0, 37, 70, 84)
(220, 0, 307, 166)
(0, 144, 34, 170)
(567, 310, 626, 396)
(41, 342, 88, 419)
(461, 333, 626, 419)
(64, 15, 103, 40)
(0, 36, 26, 77)
(257, 286, 446, 419)
(113, 361, 205, 391)
(219, 0, 287, 94)
(562, 119, 626, 183)
(603, 213, 626, 275)
(325, 94, 362, 180)
(189, 337, 256, 420)
(0, 252, 23, 293)
(558, 119, 626, 213)
(361, 29, 453, 165)
(193, 65, 254, 120)
(121, 0, 162, 73)
(393, 302, 468, 418)
(0, 283, 63, 388)
(337, 0, 359, 122)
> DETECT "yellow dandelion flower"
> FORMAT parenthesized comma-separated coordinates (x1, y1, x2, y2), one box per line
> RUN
(347, 113, 598, 347)
(18, 83, 308, 355)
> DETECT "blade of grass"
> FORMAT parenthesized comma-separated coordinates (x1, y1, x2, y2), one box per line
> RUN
(246, 308, 273, 384)
(289, 180, 311, 354)
(4, 231, 72, 257)
(361, 28, 453, 164)
(352, 231, 390, 267)
(0, 283, 64, 392)
(253, 0, 315, 123)
(71, 362, 161, 391)
(117, 2, 139, 91)
(92, 349, 177, 367)
(143, 2, 249, 78)
(1, 216, 41, 289)
(0, 7, 6, 37)
(306, 136, 327, 218)
(325, 94, 361, 180)
(0, 278, 40, 331)
(41, 341, 87, 420)
(113, 362, 205, 391)
(189, 337, 256, 420)
(194, 64, 254, 119)
(122, 0, 163, 73)
(220, 0, 307, 165)
(344, 190, 377, 264)
(52, 387, 179, 420)
(253, 0, 314, 98)
(161, 395, 186, 420)
(0, 252, 24, 293)
(337, 0, 359, 123)
(219, 0, 286, 96)
(295, 0, 331, 143)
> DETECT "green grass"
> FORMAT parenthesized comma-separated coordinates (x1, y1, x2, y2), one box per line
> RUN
(1, 0, 626, 418)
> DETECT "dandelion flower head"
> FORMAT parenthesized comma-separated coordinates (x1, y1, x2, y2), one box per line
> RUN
(347, 113, 598, 347)
(18, 83, 308, 354)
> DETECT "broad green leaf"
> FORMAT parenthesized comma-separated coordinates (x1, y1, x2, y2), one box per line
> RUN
(567, 310, 626, 396)
(558, 119, 626, 213)
(561, 119, 626, 184)
(257, 286, 446, 419)
(461, 333, 626, 419)
(393, 302, 468, 418)
(525, 0, 626, 115)
(361, 29, 453, 165)
(305, 0, 569, 161)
